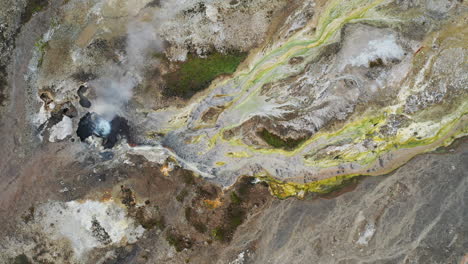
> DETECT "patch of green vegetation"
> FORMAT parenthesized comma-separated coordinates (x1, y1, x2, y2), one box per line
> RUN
(176, 189, 188, 202)
(195, 185, 218, 199)
(0, 65, 8, 105)
(142, 216, 165, 230)
(317, 176, 361, 194)
(34, 39, 48, 67)
(212, 204, 246, 243)
(50, 17, 60, 28)
(120, 185, 136, 209)
(152, 52, 166, 60)
(21, 0, 49, 25)
(184, 206, 208, 233)
(163, 52, 247, 98)
(179, 170, 196, 185)
(184, 207, 192, 220)
(192, 221, 207, 234)
(227, 205, 245, 230)
(154, 217, 166, 230)
(12, 254, 31, 264)
(211, 227, 226, 241)
(135, 208, 165, 230)
(230, 191, 241, 205)
(258, 128, 306, 150)
(21, 206, 35, 223)
(166, 231, 192, 252)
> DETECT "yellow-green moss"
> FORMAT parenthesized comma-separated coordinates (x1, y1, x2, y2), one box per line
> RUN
(257, 173, 358, 199)
(225, 151, 251, 158)
(257, 128, 306, 150)
(34, 39, 48, 67)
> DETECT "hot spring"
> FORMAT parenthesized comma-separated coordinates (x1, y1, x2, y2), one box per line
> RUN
(76, 112, 130, 149)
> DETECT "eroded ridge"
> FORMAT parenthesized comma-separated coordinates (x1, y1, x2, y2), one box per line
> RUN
(144, 0, 467, 196)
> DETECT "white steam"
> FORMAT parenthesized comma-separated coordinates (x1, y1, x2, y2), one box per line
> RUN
(91, 0, 228, 121)
(91, 66, 136, 120)
(90, 2, 168, 121)
(126, 19, 165, 69)
(92, 114, 111, 137)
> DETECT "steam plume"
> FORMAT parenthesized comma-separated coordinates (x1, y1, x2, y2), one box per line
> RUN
(89, 3, 169, 120)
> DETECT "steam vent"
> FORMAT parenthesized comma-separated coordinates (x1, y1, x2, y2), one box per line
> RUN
(0, 0, 467, 263)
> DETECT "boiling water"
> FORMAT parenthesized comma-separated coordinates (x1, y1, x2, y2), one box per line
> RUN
(92, 115, 111, 137)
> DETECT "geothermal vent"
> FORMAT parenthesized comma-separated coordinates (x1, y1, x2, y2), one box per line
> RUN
(76, 112, 130, 149)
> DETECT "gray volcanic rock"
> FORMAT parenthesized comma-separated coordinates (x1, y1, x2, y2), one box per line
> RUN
(217, 140, 468, 264)
(0, 0, 467, 263)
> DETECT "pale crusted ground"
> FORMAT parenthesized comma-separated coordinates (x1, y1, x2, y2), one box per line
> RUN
(0, 0, 467, 263)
